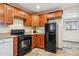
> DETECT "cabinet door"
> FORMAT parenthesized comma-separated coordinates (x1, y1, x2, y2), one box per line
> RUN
(32, 35, 37, 48)
(47, 10, 63, 18)
(14, 8, 25, 18)
(13, 37, 18, 56)
(40, 35, 45, 49)
(24, 13, 32, 26)
(37, 35, 40, 47)
(53, 11, 62, 18)
(0, 4, 13, 24)
(39, 14, 47, 27)
(37, 35, 45, 48)
(0, 4, 4, 23)
(32, 15, 39, 26)
(4, 4, 13, 24)
(47, 13, 54, 18)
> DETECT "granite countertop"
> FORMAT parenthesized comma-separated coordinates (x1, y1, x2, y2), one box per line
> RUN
(32, 33, 45, 35)
(0, 33, 17, 39)
(0, 33, 45, 39)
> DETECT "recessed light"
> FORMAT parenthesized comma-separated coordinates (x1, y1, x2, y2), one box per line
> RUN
(36, 5, 40, 9)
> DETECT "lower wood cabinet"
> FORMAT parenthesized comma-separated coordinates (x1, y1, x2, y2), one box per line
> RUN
(32, 35, 45, 49)
(32, 35, 37, 48)
(37, 35, 45, 49)
(13, 37, 18, 56)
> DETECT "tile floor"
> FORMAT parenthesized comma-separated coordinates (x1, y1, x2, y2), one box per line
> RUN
(63, 41, 79, 56)
(25, 48, 64, 56)
(25, 48, 79, 56)
(25, 41, 79, 56)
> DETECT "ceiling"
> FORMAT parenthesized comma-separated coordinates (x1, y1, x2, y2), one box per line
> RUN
(10, 3, 79, 14)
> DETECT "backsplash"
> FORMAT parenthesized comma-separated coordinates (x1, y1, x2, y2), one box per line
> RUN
(36, 27, 45, 34)
(0, 18, 33, 34)
(0, 24, 10, 33)
(10, 18, 25, 29)
(25, 26, 33, 34)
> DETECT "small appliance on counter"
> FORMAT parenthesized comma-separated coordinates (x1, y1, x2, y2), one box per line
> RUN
(11, 29, 32, 56)
(45, 23, 57, 53)
(11, 29, 25, 35)
(33, 27, 37, 34)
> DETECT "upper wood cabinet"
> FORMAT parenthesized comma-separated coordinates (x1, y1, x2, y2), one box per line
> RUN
(24, 13, 32, 26)
(39, 14, 48, 27)
(32, 15, 39, 27)
(47, 10, 63, 18)
(14, 8, 25, 19)
(0, 4, 13, 24)
(4, 4, 13, 24)
(0, 4, 4, 23)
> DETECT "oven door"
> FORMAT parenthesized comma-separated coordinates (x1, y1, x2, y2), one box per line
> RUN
(18, 36, 31, 56)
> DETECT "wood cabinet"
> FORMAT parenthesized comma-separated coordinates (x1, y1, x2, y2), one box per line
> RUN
(14, 8, 25, 19)
(53, 10, 63, 18)
(0, 4, 13, 24)
(24, 13, 32, 26)
(32, 15, 39, 27)
(0, 4, 4, 23)
(47, 10, 63, 18)
(13, 37, 18, 56)
(4, 4, 13, 24)
(37, 35, 45, 48)
(39, 14, 48, 27)
(32, 35, 45, 49)
(32, 35, 37, 48)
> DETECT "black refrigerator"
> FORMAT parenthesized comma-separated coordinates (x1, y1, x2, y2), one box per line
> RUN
(45, 23, 56, 53)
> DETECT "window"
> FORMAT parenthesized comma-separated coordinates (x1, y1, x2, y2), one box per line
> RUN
(64, 21, 77, 30)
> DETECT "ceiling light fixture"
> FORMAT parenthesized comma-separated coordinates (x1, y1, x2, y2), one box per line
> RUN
(36, 5, 40, 9)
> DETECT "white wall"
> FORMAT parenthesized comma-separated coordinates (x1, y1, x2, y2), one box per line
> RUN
(62, 7, 79, 42)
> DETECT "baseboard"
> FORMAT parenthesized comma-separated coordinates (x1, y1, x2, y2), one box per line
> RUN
(32, 46, 63, 50)
(63, 40, 79, 43)
(32, 46, 44, 49)
(36, 46, 44, 49)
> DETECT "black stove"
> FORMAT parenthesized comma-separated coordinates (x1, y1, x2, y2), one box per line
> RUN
(18, 35, 32, 56)
(11, 29, 31, 56)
